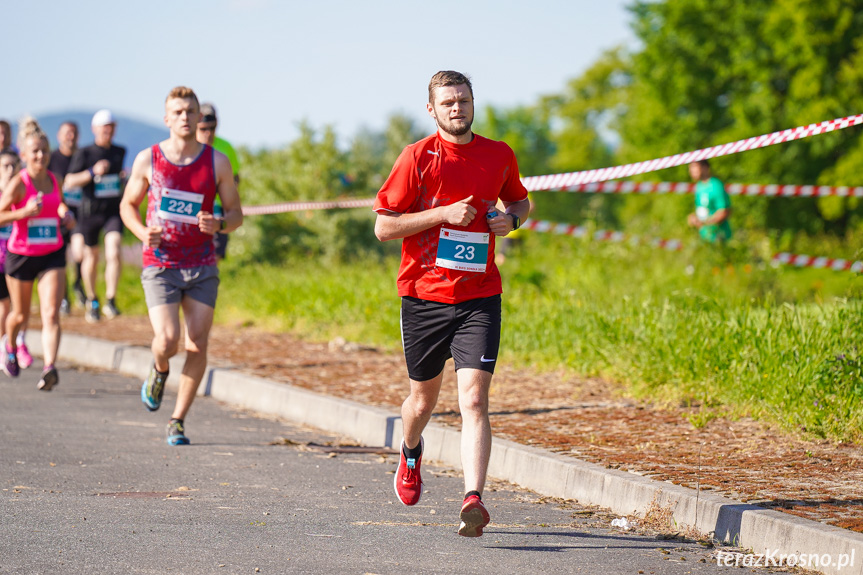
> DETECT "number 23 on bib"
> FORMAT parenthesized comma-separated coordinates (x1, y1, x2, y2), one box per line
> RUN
(435, 228, 489, 272)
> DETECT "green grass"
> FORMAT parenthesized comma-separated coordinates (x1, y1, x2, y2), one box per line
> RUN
(108, 232, 863, 443)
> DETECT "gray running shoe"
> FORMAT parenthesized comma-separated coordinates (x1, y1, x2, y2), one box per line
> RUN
(167, 419, 190, 446)
(103, 300, 121, 319)
(73, 284, 87, 309)
(85, 299, 101, 323)
(37, 367, 59, 391)
(141, 363, 168, 411)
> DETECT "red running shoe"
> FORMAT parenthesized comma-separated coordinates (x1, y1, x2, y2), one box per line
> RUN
(394, 438, 423, 506)
(458, 495, 490, 537)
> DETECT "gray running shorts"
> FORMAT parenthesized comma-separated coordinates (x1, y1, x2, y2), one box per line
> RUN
(141, 265, 220, 309)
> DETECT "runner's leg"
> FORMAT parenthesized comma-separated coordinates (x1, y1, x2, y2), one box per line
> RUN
(456, 368, 492, 494)
(402, 373, 444, 450)
(5, 276, 33, 352)
(147, 302, 181, 373)
(71, 232, 85, 301)
(103, 230, 121, 301)
(35, 268, 64, 367)
(0, 298, 9, 340)
(170, 297, 214, 421)
(82, 244, 100, 301)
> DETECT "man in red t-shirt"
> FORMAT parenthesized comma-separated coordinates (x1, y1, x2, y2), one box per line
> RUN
(374, 70, 530, 537)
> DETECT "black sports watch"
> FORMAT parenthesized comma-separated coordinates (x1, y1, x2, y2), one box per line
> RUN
(508, 213, 521, 230)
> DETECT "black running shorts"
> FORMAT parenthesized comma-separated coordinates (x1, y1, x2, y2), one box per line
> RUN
(5, 248, 67, 282)
(400, 294, 501, 382)
(76, 212, 123, 247)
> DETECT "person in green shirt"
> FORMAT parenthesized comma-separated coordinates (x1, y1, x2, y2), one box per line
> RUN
(197, 103, 239, 260)
(687, 159, 731, 243)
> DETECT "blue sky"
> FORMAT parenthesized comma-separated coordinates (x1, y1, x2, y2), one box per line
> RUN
(6, 0, 635, 149)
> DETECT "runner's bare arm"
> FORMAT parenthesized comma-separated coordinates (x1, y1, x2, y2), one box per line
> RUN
(65, 158, 112, 189)
(198, 151, 242, 235)
(374, 195, 477, 242)
(120, 149, 162, 247)
(0, 176, 40, 225)
(705, 207, 730, 225)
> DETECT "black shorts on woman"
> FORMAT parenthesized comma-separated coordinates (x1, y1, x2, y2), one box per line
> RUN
(5, 247, 66, 282)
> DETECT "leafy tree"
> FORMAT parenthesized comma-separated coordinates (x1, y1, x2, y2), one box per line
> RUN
(616, 0, 863, 237)
(532, 48, 631, 227)
(475, 104, 555, 177)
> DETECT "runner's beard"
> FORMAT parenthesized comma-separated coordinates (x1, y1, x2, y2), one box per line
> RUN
(436, 115, 473, 137)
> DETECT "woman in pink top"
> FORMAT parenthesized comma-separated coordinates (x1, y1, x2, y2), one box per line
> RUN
(0, 118, 76, 390)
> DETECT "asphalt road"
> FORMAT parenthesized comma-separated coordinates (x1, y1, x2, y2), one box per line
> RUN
(1, 361, 783, 575)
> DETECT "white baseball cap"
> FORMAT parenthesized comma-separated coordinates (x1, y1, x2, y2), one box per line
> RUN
(91, 109, 115, 127)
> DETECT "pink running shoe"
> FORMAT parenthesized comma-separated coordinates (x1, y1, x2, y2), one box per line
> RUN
(458, 495, 490, 537)
(17, 343, 33, 369)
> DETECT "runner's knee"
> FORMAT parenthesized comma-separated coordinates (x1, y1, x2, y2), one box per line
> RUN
(184, 330, 210, 355)
(153, 332, 180, 356)
(406, 389, 437, 418)
(458, 386, 489, 416)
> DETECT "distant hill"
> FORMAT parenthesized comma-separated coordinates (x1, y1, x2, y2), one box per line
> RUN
(8, 111, 168, 171)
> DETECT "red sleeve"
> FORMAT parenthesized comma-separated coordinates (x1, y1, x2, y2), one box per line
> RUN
(499, 147, 529, 203)
(374, 146, 418, 214)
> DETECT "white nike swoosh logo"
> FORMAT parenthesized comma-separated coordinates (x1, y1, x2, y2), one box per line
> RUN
(480, 356, 496, 363)
(427, 150, 440, 156)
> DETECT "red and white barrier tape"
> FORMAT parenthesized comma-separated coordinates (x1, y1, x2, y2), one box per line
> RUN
(522, 113, 863, 191)
(537, 181, 863, 198)
(242, 198, 375, 216)
(522, 219, 683, 251)
(241, 180, 863, 216)
(239, 180, 862, 216)
(523, 220, 861, 274)
(772, 252, 863, 273)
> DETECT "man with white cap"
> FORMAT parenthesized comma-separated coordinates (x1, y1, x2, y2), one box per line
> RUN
(65, 109, 127, 322)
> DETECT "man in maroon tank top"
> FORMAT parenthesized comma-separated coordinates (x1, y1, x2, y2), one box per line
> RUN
(120, 86, 242, 446)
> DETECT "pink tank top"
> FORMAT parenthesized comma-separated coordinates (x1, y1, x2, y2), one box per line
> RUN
(8, 171, 64, 257)
(143, 144, 217, 268)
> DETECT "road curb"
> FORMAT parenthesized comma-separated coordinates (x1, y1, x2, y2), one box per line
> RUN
(32, 332, 863, 575)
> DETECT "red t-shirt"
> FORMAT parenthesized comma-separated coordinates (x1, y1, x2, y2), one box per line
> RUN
(374, 132, 528, 304)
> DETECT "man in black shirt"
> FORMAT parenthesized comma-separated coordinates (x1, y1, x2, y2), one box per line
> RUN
(48, 121, 85, 313)
(65, 110, 126, 322)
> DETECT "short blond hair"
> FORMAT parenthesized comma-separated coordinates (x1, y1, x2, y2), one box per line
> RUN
(165, 86, 200, 111)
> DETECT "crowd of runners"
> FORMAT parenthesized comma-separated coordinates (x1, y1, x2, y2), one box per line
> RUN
(1, 71, 731, 537)
(1, 88, 243, 448)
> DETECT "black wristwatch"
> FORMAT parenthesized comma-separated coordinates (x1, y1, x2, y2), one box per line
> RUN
(509, 213, 521, 230)
(219, 218, 227, 232)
